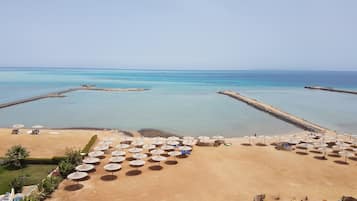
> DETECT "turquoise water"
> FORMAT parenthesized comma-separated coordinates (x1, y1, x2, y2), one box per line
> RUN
(0, 68, 357, 136)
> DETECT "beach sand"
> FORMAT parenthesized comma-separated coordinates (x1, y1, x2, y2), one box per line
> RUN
(41, 132, 357, 201)
(0, 128, 99, 157)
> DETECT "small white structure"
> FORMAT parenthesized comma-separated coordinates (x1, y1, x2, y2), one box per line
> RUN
(12, 124, 24, 134)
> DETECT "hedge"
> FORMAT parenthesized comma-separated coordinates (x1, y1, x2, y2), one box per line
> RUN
(23, 156, 66, 165)
(81, 135, 98, 154)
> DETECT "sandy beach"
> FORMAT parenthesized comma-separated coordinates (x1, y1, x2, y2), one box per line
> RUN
(19, 130, 353, 201)
(1, 129, 356, 200)
(0, 128, 100, 157)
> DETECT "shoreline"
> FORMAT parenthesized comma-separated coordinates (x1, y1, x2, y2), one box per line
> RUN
(0, 127, 306, 138)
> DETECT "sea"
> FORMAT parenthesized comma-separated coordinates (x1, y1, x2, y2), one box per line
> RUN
(0, 68, 357, 137)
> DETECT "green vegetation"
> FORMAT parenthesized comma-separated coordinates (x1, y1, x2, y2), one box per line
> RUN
(58, 149, 82, 177)
(9, 175, 25, 193)
(58, 160, 75, 177)
(4, 145, 30, 169)
(1, 145, 84, 199)
(37, 176, 62, 200)
(64, 149, 82, 165)
(82, 135, 97, 154)
(21, 193, 41, 201)
(0, 164, 57, 194)
(24, 156, 66, 165)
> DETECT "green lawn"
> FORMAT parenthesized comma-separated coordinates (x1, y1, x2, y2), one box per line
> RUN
(0, 164, 57, 194)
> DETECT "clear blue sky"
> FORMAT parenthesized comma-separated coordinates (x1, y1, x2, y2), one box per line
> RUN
(0, 0, 356, 70)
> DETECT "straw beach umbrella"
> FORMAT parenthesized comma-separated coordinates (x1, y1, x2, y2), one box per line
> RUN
(151, 155, 167, 165)
(150, 149, 164, 155)
(143, 144, 156, 150)
(112, 150, 126, 156)
(99, 141, 113, 147)
(168, 136, 180, 141)
(103, 137, 114, 141)
(109, 156, 126, 163)
(167, 140, 179, 146)
(94, 145, 109, 151)
(152, 140, 164, 146)
(178, 146, 192, 151)
(168, 151, 181, 157)
(120, 136, 134, 144)
(88, 151, 104, 158)
(161, 145, 175, 151)
(116, 144, 130, 149)
(244, 136, 252, 145)
(128, 148, 143, 153)
(168, 151, 181, 161)
(212, 135, 224, 140)
(83, 157, 100, 164)
(133, 153, 148, 160)
(338, 151, 354, 163)
(75, 164, 95, 172)
(182, 140, 196, 146)
(317, 146, 329, 159)
(104, 163, 121, 175)
(129, 159, 146, 172)
(183, 136, 195, 140)
(198, 136, 210, 141)
(132, 140, 145, 147)
(67, 172, 88, 183)
(129, 160, 145, 167)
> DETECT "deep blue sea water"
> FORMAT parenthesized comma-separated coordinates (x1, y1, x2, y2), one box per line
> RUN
(0, 68, 356, 136)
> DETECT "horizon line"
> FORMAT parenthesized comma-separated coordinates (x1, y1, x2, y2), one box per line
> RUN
(0, 66, 356, 72)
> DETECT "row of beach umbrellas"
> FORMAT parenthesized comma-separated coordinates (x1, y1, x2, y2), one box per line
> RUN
(68, 135, 198, 182)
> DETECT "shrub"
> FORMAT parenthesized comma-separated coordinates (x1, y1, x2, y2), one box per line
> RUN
(23, 157, 66, 165)
(4, 145, 30, 169)
(9, 175, 25, 193)
(64, 149, 82, 166)
(58, 159, 75, 178)
(21, 192, 41, 201)
(38, 176, 61, 198)
(82, 135, 97, 154)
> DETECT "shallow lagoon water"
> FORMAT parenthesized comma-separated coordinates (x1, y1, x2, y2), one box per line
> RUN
(0, 68, 356, 136)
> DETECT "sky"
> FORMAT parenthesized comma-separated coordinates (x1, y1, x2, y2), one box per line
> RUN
(0, 0, 356, 70)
